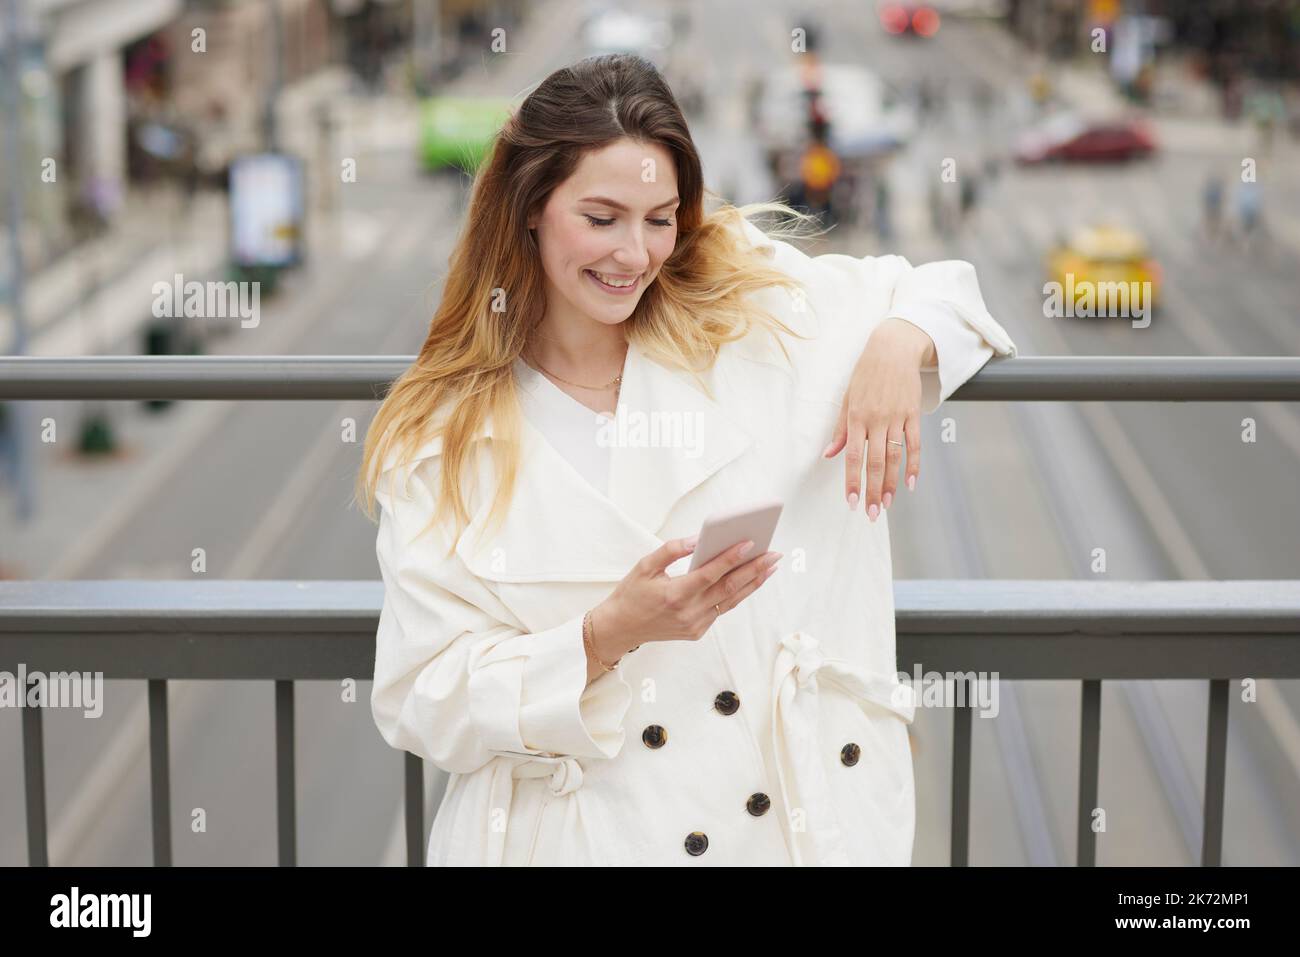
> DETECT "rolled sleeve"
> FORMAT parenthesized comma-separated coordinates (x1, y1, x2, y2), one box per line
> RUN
(887, 301, 992, 415)
(370, 461, 632, 774)
(886, 258, 1018, 414)
(469, 612, 631, 759)
(730, 215, 1017, 414)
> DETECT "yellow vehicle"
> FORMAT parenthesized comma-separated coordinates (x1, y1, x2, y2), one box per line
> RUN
(1046, 224, 1161, 318)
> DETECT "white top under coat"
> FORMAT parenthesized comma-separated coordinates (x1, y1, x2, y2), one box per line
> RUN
(512, 355, 617, 499)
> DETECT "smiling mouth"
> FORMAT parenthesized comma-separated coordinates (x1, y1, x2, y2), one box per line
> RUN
(585, 269, 640, 289)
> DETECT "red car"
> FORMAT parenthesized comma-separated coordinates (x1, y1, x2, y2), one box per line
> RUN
(877, 2, 941, 36)
(1014, 114, 1156, 164)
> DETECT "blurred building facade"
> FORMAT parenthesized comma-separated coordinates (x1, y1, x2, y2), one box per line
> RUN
(1005, 0, 1300, 84)
(2, 0, 514, 280)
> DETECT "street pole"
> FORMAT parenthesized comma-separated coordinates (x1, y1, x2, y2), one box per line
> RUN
(263, 0, 282, 153)
(413, 0, 439, 92)
(2, 0, 34, 521)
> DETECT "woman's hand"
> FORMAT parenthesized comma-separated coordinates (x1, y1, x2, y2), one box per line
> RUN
(821, 317, 936, 522)
(590, 537, 781, 659)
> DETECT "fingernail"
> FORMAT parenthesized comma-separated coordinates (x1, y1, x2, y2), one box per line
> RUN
(848, 491, 859, 511)
(883, 491, 892, 508)
(868, 503, 879, 521)
(685, 534, 699, 550)
(907, 474, 916, 491)
(739, 540, 755, 556)
(822, 442, 835, 457)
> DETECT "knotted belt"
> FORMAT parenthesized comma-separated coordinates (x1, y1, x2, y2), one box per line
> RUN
(482, 751, 584, 867)
(770, 630, 916, 866)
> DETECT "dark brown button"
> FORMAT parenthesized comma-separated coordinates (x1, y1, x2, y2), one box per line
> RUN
(685, 831, 709, 856)
(641, 724, 667, 749)
(841, 742, 861, 767)
(746, 792, 771, 816)
(713, 691, 740, 715)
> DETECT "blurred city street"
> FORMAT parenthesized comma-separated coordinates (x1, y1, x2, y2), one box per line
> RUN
(2, 0, 1299, 866)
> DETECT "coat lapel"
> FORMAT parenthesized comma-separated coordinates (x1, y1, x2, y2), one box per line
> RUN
(606, 337, 755, 539)
(394, 337, 756, 584)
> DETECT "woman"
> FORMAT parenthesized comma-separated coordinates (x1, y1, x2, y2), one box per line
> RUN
(357, 54, 1017, 866)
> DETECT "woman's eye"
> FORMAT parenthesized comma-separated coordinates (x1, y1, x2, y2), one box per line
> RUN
(584, 215, 675, 228)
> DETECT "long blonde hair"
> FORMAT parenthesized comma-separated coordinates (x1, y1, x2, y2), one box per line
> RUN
(355, 54, 826, 556)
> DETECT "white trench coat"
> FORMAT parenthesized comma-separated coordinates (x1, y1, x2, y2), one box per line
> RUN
(371, 217, 1018, 866)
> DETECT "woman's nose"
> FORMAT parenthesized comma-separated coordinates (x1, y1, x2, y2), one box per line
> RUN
(613, 227, 651, 270)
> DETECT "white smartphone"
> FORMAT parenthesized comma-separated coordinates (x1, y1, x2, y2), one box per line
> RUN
(686, 497, 784, 573)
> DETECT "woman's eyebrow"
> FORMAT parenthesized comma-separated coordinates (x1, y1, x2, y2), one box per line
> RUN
(578, 195, 680, 211)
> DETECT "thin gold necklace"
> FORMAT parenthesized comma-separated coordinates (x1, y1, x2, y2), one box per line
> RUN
(525, 344, 625, 397)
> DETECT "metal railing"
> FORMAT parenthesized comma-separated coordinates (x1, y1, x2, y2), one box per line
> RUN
(2, 354, 1300, 867)
(3, 354, 1300, 401)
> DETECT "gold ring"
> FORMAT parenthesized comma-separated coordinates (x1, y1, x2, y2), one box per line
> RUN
(887, 439, 904, 447)
(714, 603, 721, 618)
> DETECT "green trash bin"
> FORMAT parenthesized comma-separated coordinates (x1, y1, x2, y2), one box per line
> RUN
(143, 318, 177, 412)
(78, 409, 116, 455)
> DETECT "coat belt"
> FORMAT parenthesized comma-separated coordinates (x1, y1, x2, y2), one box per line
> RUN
(770, 630, 916, 866)
(483, 751, 584, 866)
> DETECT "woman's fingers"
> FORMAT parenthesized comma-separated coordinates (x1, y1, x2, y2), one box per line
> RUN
(881, 420, 907, 510)
(822, 406, 848, 460)
(683, 537, 759, 592)
(824, 378, 922, 512)
(716, 560, 776, 616)
(863, 418, 889, 520)
(843, 413, 867, 510)
(904, 409, 921, 493)
(705, 550, 781, 616)
(642, 535, 700, 577)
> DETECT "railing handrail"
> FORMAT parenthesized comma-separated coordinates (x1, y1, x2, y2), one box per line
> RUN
(2, 579, 1298, 680)
(4, 355, 1300, 400)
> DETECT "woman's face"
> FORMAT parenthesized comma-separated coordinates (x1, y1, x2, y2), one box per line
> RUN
(528, 137, 680, 329)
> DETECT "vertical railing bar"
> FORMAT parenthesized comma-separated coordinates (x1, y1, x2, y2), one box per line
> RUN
(405, 753, 425, 867)
(276, 679, 296, 867)
(951, 676, 972, 867)
(148, 679, 172, 866)
(21, 699, 49, 867)
(1201, 678, 1229, 867)
(1077, 679, 1102, 867)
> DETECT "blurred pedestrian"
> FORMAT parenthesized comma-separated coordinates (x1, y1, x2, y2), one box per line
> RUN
(0, 402, 16, 489)
(929, 179, 958, 239)
(973, 78, 995, 119)
(1249, 87, 1285, 155)
(874, 175, 893, 241)
(1029, 70, 1052, 115)
(1234, 177, 1261, 251)
(959, 173, 979, 228)
(1221, 72, 1244, 121)
(799, 118, 841, 226)
(1200, 173, 1224, 241)
(932, 76, 950, 121)
(917, 77, 934, 120)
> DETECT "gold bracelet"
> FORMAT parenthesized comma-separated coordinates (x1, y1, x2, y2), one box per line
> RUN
(584, 609, 617, 672)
